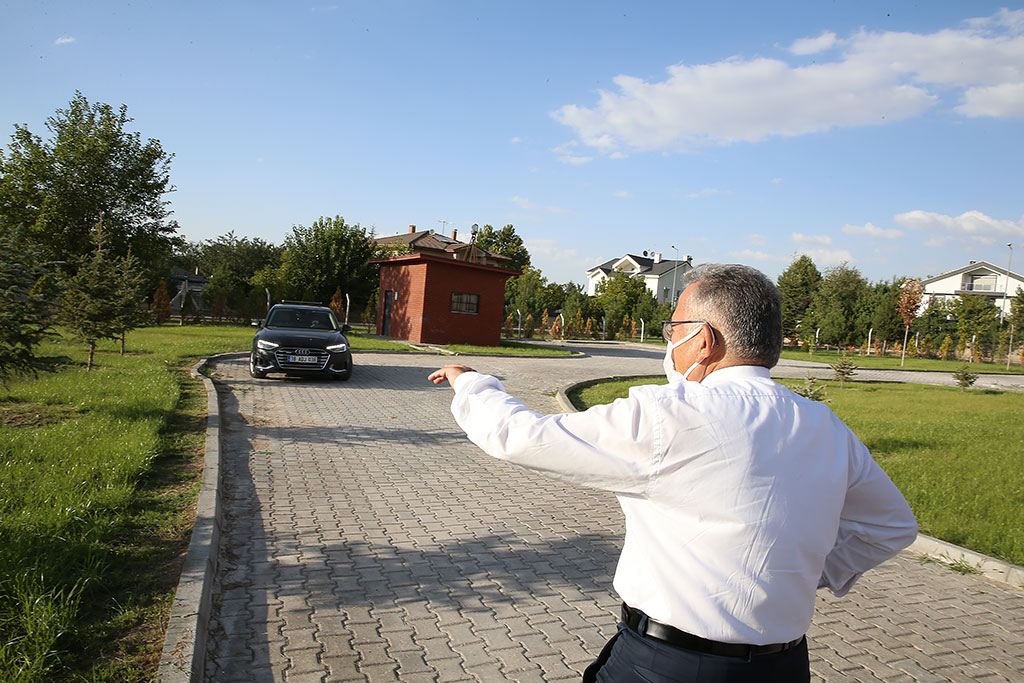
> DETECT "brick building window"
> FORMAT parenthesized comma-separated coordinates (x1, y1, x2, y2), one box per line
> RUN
(450, 292, 480, 314)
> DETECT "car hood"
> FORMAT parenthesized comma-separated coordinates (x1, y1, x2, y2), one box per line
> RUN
(258, 328, 348, 347)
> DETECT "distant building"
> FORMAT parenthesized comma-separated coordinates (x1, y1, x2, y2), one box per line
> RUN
(920, 260, 1023, 318)
(168, 269, 208, 316)
(586, 252, 694, 304)
(371, 226, 519, 346)
(374, 225, 513, 269)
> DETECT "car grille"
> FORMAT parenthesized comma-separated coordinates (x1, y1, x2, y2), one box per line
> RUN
(274, 347, 330, 370)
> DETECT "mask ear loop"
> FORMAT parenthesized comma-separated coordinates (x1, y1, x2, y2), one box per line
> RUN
(681, 323, 717, 382)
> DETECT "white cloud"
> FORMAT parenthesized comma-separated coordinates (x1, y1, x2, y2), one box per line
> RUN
(54, 36, 75, 45)
(788, 31, 838, 55)
(510, 136, 522, 144)
(729, 249, 788, 263)
(770, 177, 783, 184)
(553, 10, 1024, 154)
(842, 222, 904, 239)
(791, 232, 833, 245)
(551, 141, 594, 165)
(613, 190, 630, 198)
(894, 209, 1024, 245)
(797, 248, 854, 265)
(685, 187, 728, 199)
(511, 196, 573, 215)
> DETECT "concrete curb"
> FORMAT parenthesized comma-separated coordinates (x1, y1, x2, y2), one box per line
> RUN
(157, 354, 231, 682)
(907, 535, 1024, 588)
(556, 374, 1024, 589)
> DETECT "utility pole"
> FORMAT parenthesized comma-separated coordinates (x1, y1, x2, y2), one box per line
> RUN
(1000, 243, 1013, 324)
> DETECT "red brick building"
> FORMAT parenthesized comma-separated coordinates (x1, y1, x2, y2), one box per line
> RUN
(372, 253, 518, 347)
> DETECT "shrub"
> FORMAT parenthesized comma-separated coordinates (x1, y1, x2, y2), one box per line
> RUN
(953, 364, 979, 391)
(830, 353, 857, 389)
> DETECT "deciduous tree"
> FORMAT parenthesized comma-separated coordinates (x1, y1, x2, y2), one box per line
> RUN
(277, 216, 379, 309)
(474, 224, 531, 271)
(897, 279, 924, 367)
(806, 264, 868, 347)
(0, 92, 179, 283)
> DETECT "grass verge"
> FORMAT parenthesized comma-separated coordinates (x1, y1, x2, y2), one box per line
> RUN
(443, 340, 574, 356)
(569, 376, 1024, 568)
(780, 347, 1024, 374)
(0, 324, 252, 681)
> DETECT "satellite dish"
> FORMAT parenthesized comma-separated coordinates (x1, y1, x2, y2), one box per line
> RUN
(643, 251, 648, 256)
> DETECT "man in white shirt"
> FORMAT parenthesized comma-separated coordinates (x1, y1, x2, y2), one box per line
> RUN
(428, 263, 917, 682)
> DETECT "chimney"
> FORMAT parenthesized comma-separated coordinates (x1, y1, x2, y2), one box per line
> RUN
(653, 252, 662, 264)
(451, 229, 458, 241)
(408, 224, 416, 234)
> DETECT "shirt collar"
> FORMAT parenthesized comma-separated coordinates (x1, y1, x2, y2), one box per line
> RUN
(699, 364, 771, 386)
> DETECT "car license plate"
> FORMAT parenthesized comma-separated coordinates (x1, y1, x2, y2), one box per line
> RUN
(288, 355, 319, 363)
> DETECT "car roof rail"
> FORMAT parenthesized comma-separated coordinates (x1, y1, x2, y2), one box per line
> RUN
(278, 299, 324, 306)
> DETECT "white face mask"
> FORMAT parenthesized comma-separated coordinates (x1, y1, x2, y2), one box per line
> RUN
(663, 324, 706, 383)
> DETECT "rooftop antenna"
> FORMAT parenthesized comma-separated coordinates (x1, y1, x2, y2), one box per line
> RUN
(438, 219, 453, 235)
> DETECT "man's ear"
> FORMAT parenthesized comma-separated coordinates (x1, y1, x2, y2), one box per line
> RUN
(696, 324, 719, 362)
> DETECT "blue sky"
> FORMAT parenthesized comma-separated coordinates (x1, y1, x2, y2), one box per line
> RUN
(2, 1, 1022, 285)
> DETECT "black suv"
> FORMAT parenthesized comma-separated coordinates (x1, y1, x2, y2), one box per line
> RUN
(250, 303, 354, 380)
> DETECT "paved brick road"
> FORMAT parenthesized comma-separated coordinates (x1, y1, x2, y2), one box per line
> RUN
(204, 343, 1024, 682)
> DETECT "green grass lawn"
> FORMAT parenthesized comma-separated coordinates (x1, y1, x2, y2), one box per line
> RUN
(0, 324, 254, 682)
(780, 347, 1024, 374)
(570, 376, 1024, 568)
(443, 340, 574, 356)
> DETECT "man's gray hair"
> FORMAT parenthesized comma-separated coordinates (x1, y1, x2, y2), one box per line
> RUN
(681, 263, 783, 368)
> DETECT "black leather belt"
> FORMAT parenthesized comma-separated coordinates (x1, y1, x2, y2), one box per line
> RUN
(621, 603, 804, 658)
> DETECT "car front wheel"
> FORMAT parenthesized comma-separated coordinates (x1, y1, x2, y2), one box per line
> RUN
(335, 359, 353, 381)
(250, 351, 267, 379)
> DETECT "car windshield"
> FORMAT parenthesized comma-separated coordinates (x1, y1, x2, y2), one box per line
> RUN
(266, 308, 338, 330)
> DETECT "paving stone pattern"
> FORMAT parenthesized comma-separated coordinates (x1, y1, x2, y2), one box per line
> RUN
(204, 343, 1024, 682)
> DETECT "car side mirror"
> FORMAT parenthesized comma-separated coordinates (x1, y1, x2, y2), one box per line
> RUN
(342, 324, 352, 333)
(252, 319, 263, 328)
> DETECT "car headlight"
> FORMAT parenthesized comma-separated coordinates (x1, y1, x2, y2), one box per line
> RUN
(257, 339, 279, 350)
(326, 342, 349, 353)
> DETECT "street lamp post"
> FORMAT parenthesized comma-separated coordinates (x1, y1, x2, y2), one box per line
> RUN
(671, 245, 680, 305)
(1001, 243, 1013, 324)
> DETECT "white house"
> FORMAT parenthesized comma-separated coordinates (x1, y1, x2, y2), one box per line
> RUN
(920, 260, 1023, 318)
(586, 252, 694, 304)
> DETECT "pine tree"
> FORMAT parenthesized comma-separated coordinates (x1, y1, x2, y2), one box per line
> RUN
(829, 353, 857, 389)
(112, 250, 150, 354)
(938, 335, 952, 361)
(523, 314, 535, 339)
(996, 330, 1009, 363)
(60, 233, 121, 370)
(0, 226, 59, 383)
(584, 317, 594, 338)
(362, 292, 377, 329)
(210, 288, 229, 322)
(330, 287, 345, 323)
(920, 333, 934, 359)
(540, 310, 550, 338)
(504, 313, 514, 338)
(953, 364, 978, 391)
(549, 315, 563, 340)
(152, 280, 172, 324)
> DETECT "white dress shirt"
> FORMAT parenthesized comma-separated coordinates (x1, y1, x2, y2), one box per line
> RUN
(449, 365, 917, 645)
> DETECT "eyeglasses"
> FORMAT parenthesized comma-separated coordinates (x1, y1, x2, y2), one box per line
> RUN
(662, 319, 715, 343)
